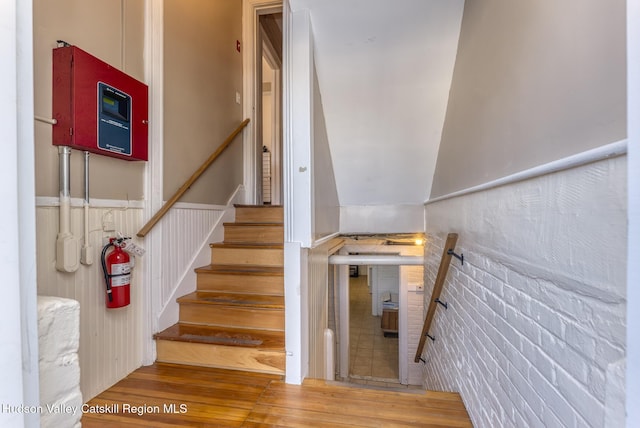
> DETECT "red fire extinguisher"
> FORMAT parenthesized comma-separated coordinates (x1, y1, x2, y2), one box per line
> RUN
(101, 238, 131, 308)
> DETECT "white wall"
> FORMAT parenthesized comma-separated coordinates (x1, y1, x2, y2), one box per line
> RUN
(163, 0, 244, 205)
(293, 0, 464, 207)
(312, 62, 340, 241)
(340, 204, 424, 235)
(421, 155, 626, 428)
(626, 1, 640, 426)
(431, 0, 626, 198)
(1, 1, 40, 427)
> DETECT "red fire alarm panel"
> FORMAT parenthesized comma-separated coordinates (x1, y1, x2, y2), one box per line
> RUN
(53, 45, 148, 161)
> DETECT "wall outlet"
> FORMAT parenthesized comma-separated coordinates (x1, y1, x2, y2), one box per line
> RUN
(416, 284, 424, 292)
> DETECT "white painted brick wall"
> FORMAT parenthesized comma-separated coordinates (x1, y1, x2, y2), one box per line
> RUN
(38, 296, 82, 428)
(407, 284, 424, 384)
(421, 157, 626, 428)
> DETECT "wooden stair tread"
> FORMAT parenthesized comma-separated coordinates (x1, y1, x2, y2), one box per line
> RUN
(195, 264, 283, 275)
(154, 324, 284, 350)
(234, 204, 283, 208)
(178, 291, 284, 309)
(224, 222, 283, 227)
(210, 243, 284, 249)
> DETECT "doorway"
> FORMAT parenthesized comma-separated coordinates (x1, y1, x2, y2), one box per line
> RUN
(259, 16, 282, 205)
(244, 3, 283, 205)
(348, 265, 400, 384)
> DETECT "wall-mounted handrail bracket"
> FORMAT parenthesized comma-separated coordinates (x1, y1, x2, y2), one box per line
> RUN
(435, 298, 448, 310)
(418, 357, 427, 364)
(447, 249, 464, 265)
(425, 333, 436, 342)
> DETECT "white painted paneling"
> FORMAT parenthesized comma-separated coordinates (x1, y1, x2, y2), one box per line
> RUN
(156, 196, 240, 331)
(421, 156, 626, 428)
(285, 7, 313, 246)
(307, 244, 330, 378)
(312, 61, 340, 241)
(36, 204, 144, 401)
(284, 241, 305, 384)
(160, 207, 223, 306)
(1, 2, 38, 425)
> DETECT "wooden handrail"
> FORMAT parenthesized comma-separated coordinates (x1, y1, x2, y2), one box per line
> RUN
(414, 232, 459, 363)
(137, 118, 250, 238)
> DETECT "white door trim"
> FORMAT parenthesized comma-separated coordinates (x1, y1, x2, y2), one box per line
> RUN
(142, 0, 164, 364)
(242, 0, 283, 205)
(261, 36, 283, 205)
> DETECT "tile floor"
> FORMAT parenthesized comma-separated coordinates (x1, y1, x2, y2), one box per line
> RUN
(349, 274, 399, 384)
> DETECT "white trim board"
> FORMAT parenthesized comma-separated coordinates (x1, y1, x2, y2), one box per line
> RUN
(242, 0, 283, 205)
(36, 197, 145, 209)
(426, 140, 627, 205)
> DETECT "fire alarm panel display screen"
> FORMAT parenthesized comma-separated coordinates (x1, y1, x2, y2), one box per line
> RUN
(98, 82, 132, 156)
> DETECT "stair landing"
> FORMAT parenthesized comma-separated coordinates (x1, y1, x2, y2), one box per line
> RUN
(83, 363, 473, 427)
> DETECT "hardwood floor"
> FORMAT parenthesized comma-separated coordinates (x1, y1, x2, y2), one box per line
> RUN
(83, 363, 472, 427)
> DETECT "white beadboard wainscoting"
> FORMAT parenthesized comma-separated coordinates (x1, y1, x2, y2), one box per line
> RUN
(36, 200, 144, 401)
(156, 194, 241, 331)
(307, 239, 344, 379)
(36, 189, 242, 401)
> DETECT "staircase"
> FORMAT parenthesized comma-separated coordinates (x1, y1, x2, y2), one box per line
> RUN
(154, 205, 285, 375)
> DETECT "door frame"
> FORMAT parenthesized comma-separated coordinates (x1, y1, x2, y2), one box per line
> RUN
(242, 0, 283, 205)
(261, 34, 283, 205)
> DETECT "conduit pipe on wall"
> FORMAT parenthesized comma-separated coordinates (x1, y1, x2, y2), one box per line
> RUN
(80, 151, 93, 265)
(328, 255, 424, 265)
(55, 146, 80, 272)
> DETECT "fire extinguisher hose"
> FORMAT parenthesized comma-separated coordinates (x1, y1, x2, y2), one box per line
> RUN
(101, 242, 115, 302)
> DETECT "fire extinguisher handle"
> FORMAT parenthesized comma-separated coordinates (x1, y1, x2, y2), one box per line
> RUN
(101, 242, 115, 302)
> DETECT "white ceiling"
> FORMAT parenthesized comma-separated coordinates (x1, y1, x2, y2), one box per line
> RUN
(289, 0, 464, 206)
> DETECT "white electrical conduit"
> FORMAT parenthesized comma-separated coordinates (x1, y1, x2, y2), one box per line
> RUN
(55, 146, 79, 272)
(59, 146, 71, 234)
(81, 151, 93, 265)
(84, 151, 90, 245)
(328, 255, 424, 265)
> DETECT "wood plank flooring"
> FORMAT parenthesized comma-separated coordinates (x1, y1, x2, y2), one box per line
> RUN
(82, 363, 472, 427)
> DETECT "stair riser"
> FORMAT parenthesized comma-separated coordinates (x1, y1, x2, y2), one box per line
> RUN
(156, 340, 285, 375)
(235, 207, 283, 223)
(224, 225, 284, 244)
(196, 273, 283, 295)
(180, 305, 285, 330)
(211, 247, 283, 267)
